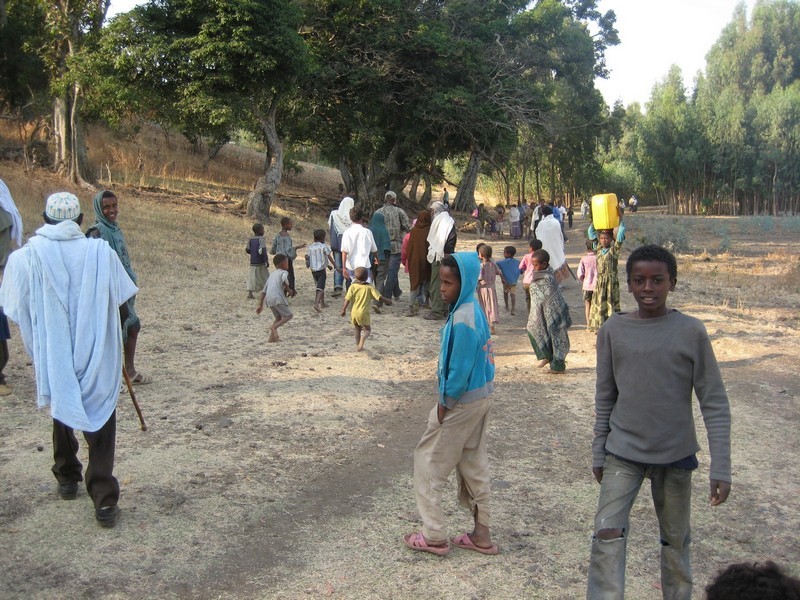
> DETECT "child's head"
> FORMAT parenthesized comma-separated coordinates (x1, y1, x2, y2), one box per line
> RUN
(585, 238, 594, 252)
(625, 245, 677, 318)
(706, 561, 800, 600)
(598, 229, 613, 248)
(504, 246, 516, 258)
(99, 191, 118, 223)
(626, 244, 677, 281)
(353, 266, 368, 282)
(280, 216, 293, 231)
(350, 207, 364, 223)
(529, 239, 543, 252)
(542, 205, 553, 216)
(439, 255, 461, 306)
(273, 253, 289, 269)
(252, 223, 264, 236)
(476, 242, 486, 255)
(313, 229, 326, 243)
(531, 249, 550, 271)
(478, 244, 492, 260)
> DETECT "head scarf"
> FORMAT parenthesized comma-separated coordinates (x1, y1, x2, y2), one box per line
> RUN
(92, 190, 137, 284)
(427, 202, 455, 263)
(331, 197, 354, 236)
(368, 212, 391, 258)
(0, 179, 24, 246)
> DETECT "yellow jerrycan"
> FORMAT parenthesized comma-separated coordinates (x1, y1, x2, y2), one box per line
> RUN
(591, 194, 620, 230)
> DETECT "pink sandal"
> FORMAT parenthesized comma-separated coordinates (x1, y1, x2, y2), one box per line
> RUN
(403, 532, 450, 556)
(450, 533, 499, 555)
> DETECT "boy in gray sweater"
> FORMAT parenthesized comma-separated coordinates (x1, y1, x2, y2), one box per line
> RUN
(587, 245, 731, 600)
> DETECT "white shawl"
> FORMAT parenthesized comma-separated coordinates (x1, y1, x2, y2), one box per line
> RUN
(0, 221, 138, 432)
(330, 197, 354, 236)
(536, 215, 566, 270)
(427, 201, 454, 263)
(0, 178, 24, 247)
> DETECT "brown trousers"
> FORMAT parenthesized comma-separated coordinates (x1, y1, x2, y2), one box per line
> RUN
(413, 397, 491, 544)
(52, 411, 119, 510)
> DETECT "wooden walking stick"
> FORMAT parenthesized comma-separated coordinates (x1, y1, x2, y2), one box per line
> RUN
(122, 367, 147, 431)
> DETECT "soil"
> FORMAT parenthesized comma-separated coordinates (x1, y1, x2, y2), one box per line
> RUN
(0, 175, 798, 599)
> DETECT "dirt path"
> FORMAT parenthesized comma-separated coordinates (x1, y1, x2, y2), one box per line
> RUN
(1, 203, 798, 600)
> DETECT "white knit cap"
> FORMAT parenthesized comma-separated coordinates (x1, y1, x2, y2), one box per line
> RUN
(45, 192, 81, 221)
(385, 191, 397, 200)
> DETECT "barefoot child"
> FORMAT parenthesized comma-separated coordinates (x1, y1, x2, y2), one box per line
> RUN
(271, 217, 306, 295)
(340, 267, 392, 351)
(246, 223, 268, 299)
(256, 254, 295, 342)
(526, 249, 572, 373)
(518, 239, 542, 314)
(477, 244, 503, 334)
(587, 245, 731, 599)
(577, 239, 597, 328)
(496, 246, 521, 315)
(404, 252, 497, 557)
(305, 229, 335, 312)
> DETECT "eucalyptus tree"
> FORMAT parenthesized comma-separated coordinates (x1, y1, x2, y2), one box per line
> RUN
(94, 0, 309, 222)
(27, 0, 112, 185)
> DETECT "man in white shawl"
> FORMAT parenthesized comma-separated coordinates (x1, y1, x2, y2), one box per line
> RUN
(0, 178, 24, 396)
(328, 196, 354, 297)
(423, 201, 457, 320)
(536, 205, 570, 283)
(0, 192, 137, 528)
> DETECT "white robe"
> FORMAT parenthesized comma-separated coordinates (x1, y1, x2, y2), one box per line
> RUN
(0, 221, 138, 432)
(536, 215, 566, 271)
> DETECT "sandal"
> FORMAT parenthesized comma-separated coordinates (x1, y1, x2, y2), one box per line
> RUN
(403, 532, 450, 556)
(129, 371, 152, 385)
(450, 533, 499, 555)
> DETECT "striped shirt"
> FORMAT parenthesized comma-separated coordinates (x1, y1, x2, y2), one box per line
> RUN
(306, 242, 331, 272)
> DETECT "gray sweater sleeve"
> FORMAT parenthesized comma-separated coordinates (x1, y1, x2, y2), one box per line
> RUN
(691, 323, 732, 482)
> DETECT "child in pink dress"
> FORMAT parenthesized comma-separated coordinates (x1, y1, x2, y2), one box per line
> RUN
(577, 239, 598, 328)
(477, 245, 503, 334)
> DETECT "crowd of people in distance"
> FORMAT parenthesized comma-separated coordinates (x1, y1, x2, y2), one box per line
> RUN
(2, 176, 797, 599)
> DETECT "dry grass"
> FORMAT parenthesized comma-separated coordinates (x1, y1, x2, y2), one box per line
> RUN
(0, 141, 798, 599)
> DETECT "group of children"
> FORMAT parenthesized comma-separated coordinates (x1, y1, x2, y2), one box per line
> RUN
(247, 215, 394, 351)
(242, 207, 744, 598)
(401, 239, 735, 600)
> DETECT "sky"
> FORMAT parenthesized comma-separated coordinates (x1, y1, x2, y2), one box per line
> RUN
(108, 0, 758, 109)
(595, 0, 758, 108)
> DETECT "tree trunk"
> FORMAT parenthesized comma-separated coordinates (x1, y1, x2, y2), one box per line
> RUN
(409, 174, 420, 202)
(548, 152, 556, 204)
(454, 148, 481, 211)
(248, 98, 282, 224)
(69, 83, 91, 186)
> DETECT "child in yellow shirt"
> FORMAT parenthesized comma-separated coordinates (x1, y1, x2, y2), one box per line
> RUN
(340, 267, 392, 351)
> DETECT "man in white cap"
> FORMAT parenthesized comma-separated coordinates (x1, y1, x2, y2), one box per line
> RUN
(375, 190, 411, 303)
(0, 192, 137, 528)
(0, 178, 24, 396)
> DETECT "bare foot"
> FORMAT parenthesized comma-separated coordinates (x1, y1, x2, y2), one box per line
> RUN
(357, 330, 370, 351)
(537, 358, 550, 368)
(313, 305, 322, 313)
(268, 329, 279, 343)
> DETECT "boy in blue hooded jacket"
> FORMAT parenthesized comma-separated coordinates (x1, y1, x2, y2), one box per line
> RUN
(403, 252, 497, 556)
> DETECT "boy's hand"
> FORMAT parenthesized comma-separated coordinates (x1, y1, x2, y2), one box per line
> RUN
(340, 309, 346, 317)
(437, 404, 446, 424)
(592, 467, 604, 483)
(256, 305, 263, 315)
(709, 480, 731, 506)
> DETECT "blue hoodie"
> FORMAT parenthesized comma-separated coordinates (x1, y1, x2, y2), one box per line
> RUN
(438, 252, 495, 408)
